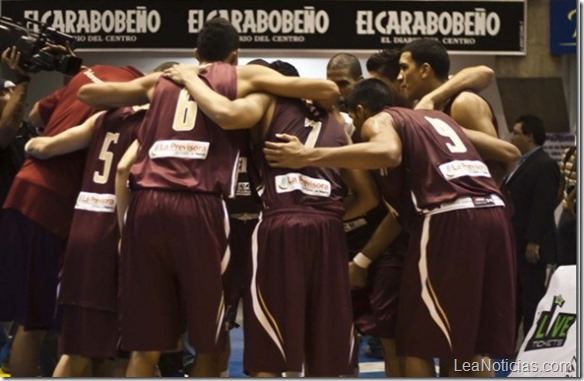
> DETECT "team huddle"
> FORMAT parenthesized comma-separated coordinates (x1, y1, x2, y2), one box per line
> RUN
(0, 17, 520, 377)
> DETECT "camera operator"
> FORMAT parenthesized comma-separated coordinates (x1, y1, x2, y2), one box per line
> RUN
(0, 40, 143, 375)
(0, 45, 36, 375)
(0, 46, 35, 212)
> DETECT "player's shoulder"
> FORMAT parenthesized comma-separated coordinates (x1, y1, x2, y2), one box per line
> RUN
(237, 63, 278, 82)
(450, 91, 488, 109)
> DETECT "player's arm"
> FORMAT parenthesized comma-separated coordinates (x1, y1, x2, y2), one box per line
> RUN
(197, 92, 271, 130)
(28, 101, 45, 131)
(28, 86, 64, 133)
(115, 139, 139, 234)
(349, 207, 402, 288)
(415, 65, 494, 110)
(163, 65, 271, 129)
(24, 111, 105, 159)
(461, 128, 520, 173)
(264, 112, 402, 170)
(238, 64, 340, 108)
(359, 204, 403, 262)
(341, 168, 381, 221)
(78, 73, 160, 108)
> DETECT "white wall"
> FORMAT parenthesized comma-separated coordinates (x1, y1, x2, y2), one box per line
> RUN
(24, 50, 508, 135)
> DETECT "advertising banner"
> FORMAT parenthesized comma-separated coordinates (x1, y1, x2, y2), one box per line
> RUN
(543, 133, 577, 162)
(509, 266, 577, 377)
(550, 0, 577, 55)
(0, 0, 525, 53)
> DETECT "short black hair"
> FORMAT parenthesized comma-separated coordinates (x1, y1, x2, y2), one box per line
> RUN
(152, 61, 179, 72)
(515, 114, 547, 145)
(346, 78, 394, 115)
(402, 39, 450, 81)
(246, 58, 270, 67)
(196, 17, 239, 62)
(327, 53, 363, 80)
(269, 60, 299, 77)
(366, 49, 401, 82)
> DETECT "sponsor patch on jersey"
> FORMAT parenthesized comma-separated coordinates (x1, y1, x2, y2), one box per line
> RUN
(275, 173, 331, 197)
(343, 217, 367, 232)
(472, 196, 497, 207)
(439, 160, 490, 180)
(236, 182, 252, 197)
(75, 192, 116, 213)
(149, 140, 209, 160)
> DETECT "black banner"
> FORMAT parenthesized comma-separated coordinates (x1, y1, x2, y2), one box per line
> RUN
(0, 0, 526, 54)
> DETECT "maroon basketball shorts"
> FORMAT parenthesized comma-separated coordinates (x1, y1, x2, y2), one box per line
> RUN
(58, 209, 120, 313)
(0, 209, 64, 330)
(397, 206, 516, 360)
(59, 305, 118, 358)
(354, 236, 406, 339)
(118, 189, 229, 354)
(223, 216, 258, 329)
(243, 208, 354, 376)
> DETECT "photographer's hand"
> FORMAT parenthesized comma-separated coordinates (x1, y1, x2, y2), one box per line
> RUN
(41, 40, 75, 56)
(0, 46, 30, 148)
(1, 46, 29, 78)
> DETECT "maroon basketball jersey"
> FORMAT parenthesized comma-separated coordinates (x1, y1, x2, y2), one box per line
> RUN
(77, 106, 146, 210)
(385, 107, 502, 213)
(4, 65, 143, 238)
(59, 106, 146, 310)
(130, 62, 245, 197)
(443, 91, 506, 184)
(252, 98, 348, 216)
(370, 166, 419, 232)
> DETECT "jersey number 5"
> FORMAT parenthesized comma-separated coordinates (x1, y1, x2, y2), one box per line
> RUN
(94, 132, 120, 184)
(425, 116, 467, 153)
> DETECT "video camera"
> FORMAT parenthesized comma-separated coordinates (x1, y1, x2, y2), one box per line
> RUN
(0, 16, 82, 76)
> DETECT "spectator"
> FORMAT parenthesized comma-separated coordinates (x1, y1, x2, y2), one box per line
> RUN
(0, 48, 35, 216)
(0, 46, 35, 375)
(503, 114, 561, 340)
(557, 146, 577, 266)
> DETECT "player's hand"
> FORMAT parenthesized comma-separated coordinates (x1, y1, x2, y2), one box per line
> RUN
(525, 242, 540, 264)
(1, 46, 28, 76)
(348, 261, 367, 289)
(162, 63, 208, 86)
(263, 133, 309, 169)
